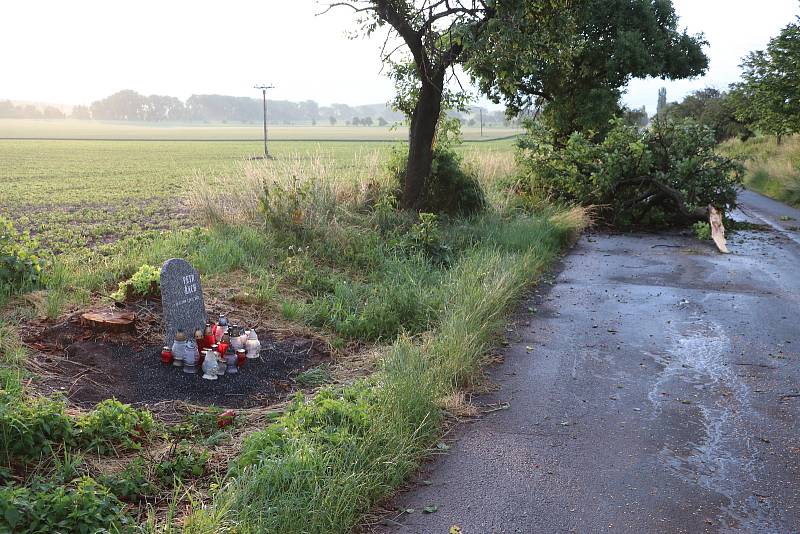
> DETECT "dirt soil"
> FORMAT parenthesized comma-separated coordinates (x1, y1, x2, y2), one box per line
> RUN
(23, 299, 330, 409)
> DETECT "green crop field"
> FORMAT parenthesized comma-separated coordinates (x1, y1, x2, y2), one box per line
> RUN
(0, 137, 517, 254)
(0, 118, 522, 141)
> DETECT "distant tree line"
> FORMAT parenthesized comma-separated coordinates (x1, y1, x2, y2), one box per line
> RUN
(0, 90, 516, 127)
(0, 101, 66, 119)
(654, 15, 800, 145)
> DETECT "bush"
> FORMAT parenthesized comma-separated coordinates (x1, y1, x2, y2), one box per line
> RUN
(0, 477, 130, 533)
(0, 393, 75, 466)
(693, 221, 712, 240)
(388, 145, 487, 217)
(98, 457, 156, 502)
(155, 443, 209, 486)
(0, 216, 43, 298)
(515, 118, 743, 227)
(77, 399, 155, 455)
(110, 264, 159, 301)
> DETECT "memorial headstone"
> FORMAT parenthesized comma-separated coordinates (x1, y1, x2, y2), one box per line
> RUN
(160, 259, 208, 346)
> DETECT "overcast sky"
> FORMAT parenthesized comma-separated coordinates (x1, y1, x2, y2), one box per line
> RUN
(2, 0, 798, 114)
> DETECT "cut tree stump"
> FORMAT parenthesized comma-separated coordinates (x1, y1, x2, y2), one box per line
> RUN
(81, 310, 136, 333)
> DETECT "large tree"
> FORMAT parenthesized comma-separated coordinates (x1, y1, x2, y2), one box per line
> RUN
(324, 0, 504, 209)
(666, 87, 751, 142)
(731, 17, 800, 144)
(328, 0, 707, 209)
(468, 0, 708, 140)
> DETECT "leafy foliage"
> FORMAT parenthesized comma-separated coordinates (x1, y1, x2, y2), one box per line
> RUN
(693, 221, 712, 241)
(387, 122, 487, 218)
(258, 176, 314, 236)
(0, 216, 43, 298)
(666, 87, 753, 142)
(154, 443, 209, 486)
(469, 0, 708, 139)
(0, 393, 74, 466)
(110, 264, 159, 301)
(97, 457, 156, 502)
(0, 477, 130, 534)
(77, 399, 155, 455)
(515, 118, 743, 226)
(731, 17, 800, 142)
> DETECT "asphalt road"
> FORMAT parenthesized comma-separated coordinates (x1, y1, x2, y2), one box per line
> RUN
(378, 190, 800, 534)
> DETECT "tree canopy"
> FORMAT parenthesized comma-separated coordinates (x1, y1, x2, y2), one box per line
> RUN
(330, 0, 708, 209)
(665, 87, 751, 142)
(468, 0, 708, 139)
(730, 17, 800, 143)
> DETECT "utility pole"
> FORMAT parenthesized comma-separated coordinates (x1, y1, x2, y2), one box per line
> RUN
(254, 84, 275, 159)
(479, 108, 484, 137)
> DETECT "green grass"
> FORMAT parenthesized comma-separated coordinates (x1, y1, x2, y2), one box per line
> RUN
(0, 139, 516, 254)
(183, 211, 583, 534)
(720, 135, 800, 207)
(1, 133, 583, 533)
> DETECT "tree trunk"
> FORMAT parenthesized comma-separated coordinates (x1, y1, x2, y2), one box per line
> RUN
(402, 69, 445, 210)
(777, 133, 783, 146)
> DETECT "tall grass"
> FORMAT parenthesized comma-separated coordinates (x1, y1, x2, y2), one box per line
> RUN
(187, 149, 391, 226)
(721, 135, 800, 206)
(182, 195, 586, 532)
(8, 142, 585, 533)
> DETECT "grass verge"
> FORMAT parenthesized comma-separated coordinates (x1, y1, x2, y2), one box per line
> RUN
(721, 135, 800, 206)
(182, 209, 586, 533)
(2, 143, 585, 533)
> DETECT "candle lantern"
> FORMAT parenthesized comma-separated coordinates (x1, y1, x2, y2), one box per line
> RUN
(160, 346, 173, 365)
(201, 350, 219, 380)
(230, 325, 243, 352)
(238, 328, 250, 351)
(194, 329, 205, 350)
(213, 344, 226, 376)
(217, 331, 230, 361)
(171, 330, 187, 367)
(183, 338, 198, 374)
(204, 324, 215, 349)
(236, 348, 246, 367)
(225, 348, 238, 374)
(245, 329, 261, 359)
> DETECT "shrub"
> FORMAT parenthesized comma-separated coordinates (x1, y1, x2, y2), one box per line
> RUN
(693, 221, 712, 240)
(515, 118, 743, 227)
(155, 443, 209, 486)
(77, 399, 155, 455)
(98, 457, 156, 502)
(258, 175, 315, 237)
(110, 264, 159, 301)
(0, 216, 43, 298)
(0, 393, 75, 466)
(0, 477, 130, 533)
(388, 145, 487, 217)
(398, 212, 452, 266)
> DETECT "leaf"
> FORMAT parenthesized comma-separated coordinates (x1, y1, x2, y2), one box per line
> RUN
(450, 526, 463, 534)
(436, 442, 450, 451)
(423, 505, 439, 514)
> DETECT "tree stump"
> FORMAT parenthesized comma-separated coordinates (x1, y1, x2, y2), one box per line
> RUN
(80, 310, 136, 333)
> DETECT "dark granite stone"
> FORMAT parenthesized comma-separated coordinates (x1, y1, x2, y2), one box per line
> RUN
(160, 259, 207, 346)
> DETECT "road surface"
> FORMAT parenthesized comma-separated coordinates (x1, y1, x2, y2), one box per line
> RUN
(378, 190, 800, 534)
